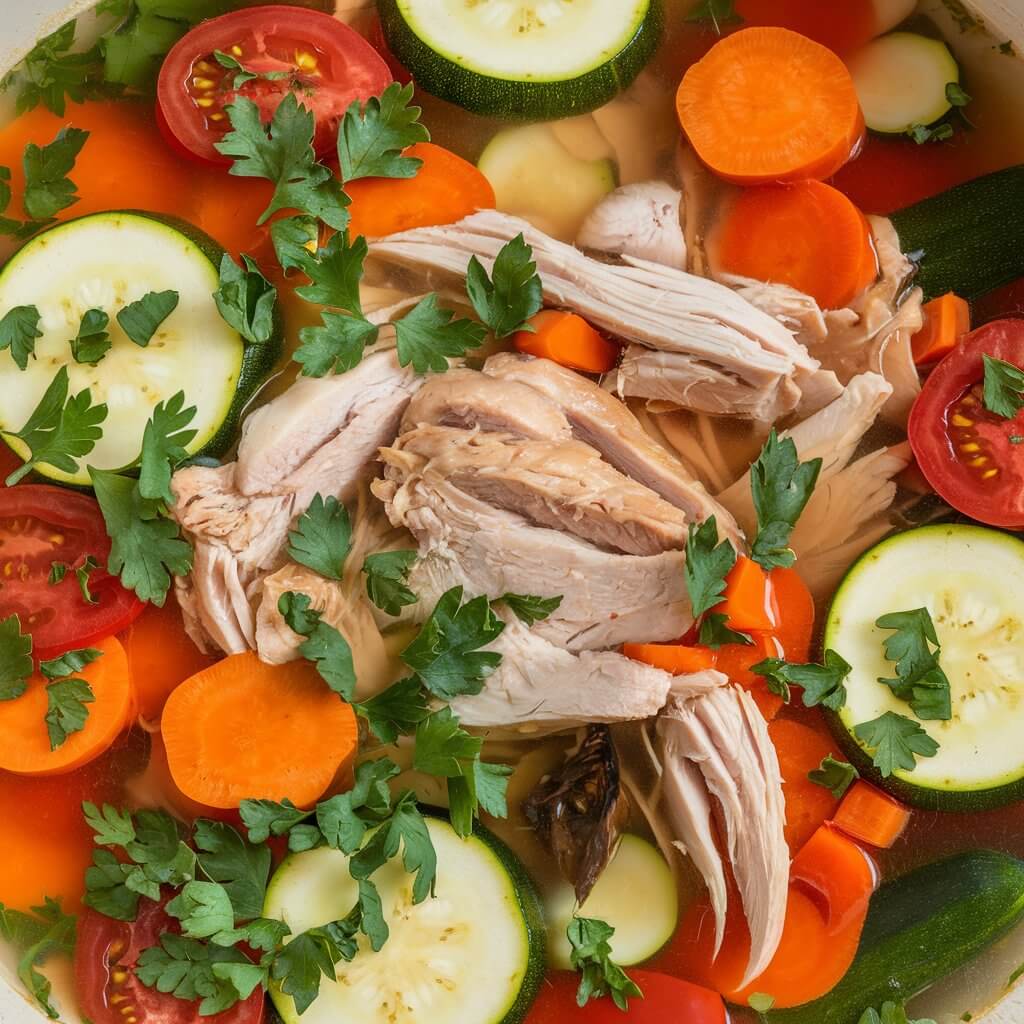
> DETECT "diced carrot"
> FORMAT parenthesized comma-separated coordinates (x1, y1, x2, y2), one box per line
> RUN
(831, 780, 911, 849)
(0, 635, 132, 776)
(513, 310, 619, 374)
(719, 556, 773, 632)
(120, 597, 220, 721)
(676, 27, 864, 185)
(911, 292, 971, 366)
(791, 824, 877, 930)
(769, 718, 843, 852)
(714, 180, 878, 309)
(345, 142, 496, 238)
(622, 643, 717, 674)
(161, 652, 358, 809)
(715, 632, 785, 720)
(769, 566, 816, 662)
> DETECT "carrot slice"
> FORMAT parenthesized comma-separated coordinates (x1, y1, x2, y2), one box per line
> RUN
(345, 142, 496, 238)
(161, 652, 357, 809)
(513, 310, 619, 373)
(0, 635, 132, 776)
(676, 27, 865, 185)
(769, 566, 816, 662)
(622, 643, 717, 674)
(831, 780, 911, 849)
(714, 632, 785, 720)
(719, 556, 773, 632)
(714, 180, 878, 309)
(911, 292, 971, 366)
(121, 598, 220, 721)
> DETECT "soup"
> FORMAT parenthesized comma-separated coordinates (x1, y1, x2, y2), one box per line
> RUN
(1, 2, 1024, 1024)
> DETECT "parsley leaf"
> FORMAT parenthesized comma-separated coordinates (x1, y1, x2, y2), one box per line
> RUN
(82, 801, 136, 846)
(294, 312, 379, 377)
(239, 797, 309, 845)
(69, 308, 111, 365)
(497, 592, 563, 627)
(315, 757, 401, 853)
(393, 293, 487, 374)
(22, 126, 89, 222)
(686, 0, 743, 33)
(4, 366, 107, 486)
(117, 289, 179, 347)
(0, 614, 33, 701)
(74, 554, 102, 605)
(353, 675, 430, 743)
(138, 390, 198, 505)
(983, 354, 1024, 419)
(336, 81, 429, 183)
(193, 819, 271, 923)
(216, 94, 349, 230)
(567, 916, 643, 1011)
(0, 897, 76, 1019)
(278, 591, 357, 700)
(876, 608, 952, 721)
(295, 231, 367, 312)
(947, 81, 972, 107)
(101, 11, 188, 91)
(271, 214, 319, 274)
(698, 611, 752, 649)
(752, 649, 852, 710)
(907, 122, 955, 144)
(858, 1002, 937, 1024)
(44, 676, 94, 749)
(213, 253, 278, 346)
(287, 494, 352, 580)
(0, 305, 42, 370)
(808, 755, 860, 799)
(39, 646, 102, 680)
(166, 881, 235, 940)
(83, 848, 141, 921)
(401, 585, 504, 700)
(684, 515, 737, 617)
(465, 234, 543, 339)
(213, 49, 290, 90)
(854, 711, 940, 777)
(268, 920, 356, 1015)
(749, 430, 822, 571)
(362, 550, 418, 616)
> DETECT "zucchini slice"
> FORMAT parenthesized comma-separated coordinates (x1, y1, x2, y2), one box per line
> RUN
(378, 0, 662, 120)
(847, 32, 960, 134)
(824, 524, 1024, 810)
(263, 816, 545, 1024)
(0, 211, 280, 486)
(546, 833, 677, 968)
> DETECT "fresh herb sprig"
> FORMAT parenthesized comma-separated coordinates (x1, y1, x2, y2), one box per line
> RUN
(567, 916, 643, 1010)
(876, 608, 952, 721)
(0, 898, 76, 1019)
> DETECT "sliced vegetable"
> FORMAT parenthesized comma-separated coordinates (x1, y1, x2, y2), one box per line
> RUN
(378, 0, 661, 120)
(848, 32, 960, 135)
(157, 6, 391, 164)
(769, 567, 815, 662)
(621, 643, 716, 674)
(676, 27, 864, 185)
(825, 523, 1024, 809)
(831, 781, 910, 849)
(769, 851, 1024, 1024)
(478, 123, 616, 241)
(513, 310, 618, 374)
(0, 634, 131, 775)
(0, 212, 280, 486)
(719, 556, 773, 632)
(911, 291, 970, 365)
(263, 816, 544, 1024)
(714, 632, 787, 720)
(713, 180, 878, 309)
(346, 142, 496, 238)
(546, 834, 677, 969)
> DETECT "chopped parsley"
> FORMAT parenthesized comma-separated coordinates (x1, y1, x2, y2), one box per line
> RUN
(138, 391, 198, 505)
(39, 646, 102, 681)
(294, 312, 380, 377)
(353, 676, 431, 744)
(876, 608, 952, 721)
(466, 233, 544, 339)
(362, 550, 418, 616)
(278, 591, 357, 701)
(808, 755, 860, 799)
(567, 916, 643, 1010)
(393, 293, 488, 373)
(684, 515, 737, 617)
(0, 305, 42, 369)
(69, 308, 112, 365)
(0, 614, 33, 701)
(213, 253, 279, 346)
(287, 493, 352, 581)
(857, 1002, 937, 1024)
(982, 353, 1024, 419)
(907, 122, 955, 145)
(853, 711, 940, 777)
(116, 289, 179, 347)
(21, 126, 89, 223)
(752, 649, 852, 710)
(44, 677, 95, 750)
(294, 231, 368, 312)
(496, 592, 563, 627)
(336, 81, 429, 183)
(699, 612, 753, 649)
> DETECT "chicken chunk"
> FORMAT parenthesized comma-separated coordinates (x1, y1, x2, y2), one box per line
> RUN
(576, 182, 686, 267)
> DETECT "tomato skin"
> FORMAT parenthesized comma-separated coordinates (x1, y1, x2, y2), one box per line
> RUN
(157, 6, 392, 164)
(75, 896, 264, 1024)
(0, 485, 143, 658)
(526, 971, 727, 1024)
(909, 319, 1024, 528)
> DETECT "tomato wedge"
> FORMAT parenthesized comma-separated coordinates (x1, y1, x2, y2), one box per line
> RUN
(909, 319, 1024, 528)
(0, 485, 143, 658)
(75, 895, 264, 1024)
(157, 6, 392, 164)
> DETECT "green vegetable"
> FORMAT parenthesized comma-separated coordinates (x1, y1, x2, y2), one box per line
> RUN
(808, 755, 860, 799)
(498, 592, 563, 627)
(214, 49, 291, 90)
(117, 289, 179, 347)
(193, 818, 272, 922)
(0, 897, 77, 1020)
(278, 591, 357, 700)
(213, 253, 279, 346)
(287, 494, 352, 581)
(857, 1003, 936, 1024)
(752, 649, 852, 710)
(294, 232, 367, 312)
(352, 676, 430, 743)
(0, 614, 33, 701)
(876, 608, 951, 721)
(138, 391, 198, 505)
(39, 646, 103, 681)
(294, 313, 379, 377)
(22, 126, 89, 223)
(983, 353, 1024, 419)
(466, 234, 543, 339)
(394, 293, 487, 373)
(361, 550, 418, 616)
(44, 676, 94, 749)
(69, 308, 112, 365)
(336, 81, 429, 183)
(167, 881, 237, 940)
(271, 215, 319, 273)
(699, 613, 752, 649)
(853, 711, 939, 777)
(0, 305, 42, 371)
(684, 515, 737, 618)
(568, 916, 643, 1010)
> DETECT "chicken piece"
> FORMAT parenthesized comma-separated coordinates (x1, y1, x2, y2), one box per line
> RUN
(718, 273, 829, 350)
(483, 353, 742, 544)
(576, 182, 686, 267)
(368, 210, 841, 423)
(658, 686, 789, 987)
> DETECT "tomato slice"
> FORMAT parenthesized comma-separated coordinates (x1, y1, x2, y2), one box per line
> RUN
(0, 485, 143, 658)
(157, 6, 392, 164)
(909, 319, 1024, 528)
(75, 895, 264, 1024)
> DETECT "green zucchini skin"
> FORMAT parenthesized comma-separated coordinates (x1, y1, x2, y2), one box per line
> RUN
(768, 850, 1024, 1024)
(377, 0, 664, 120)
(890, 164, 1024, 302)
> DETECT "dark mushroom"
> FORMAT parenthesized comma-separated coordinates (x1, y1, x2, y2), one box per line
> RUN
(523, 725, 629, 903)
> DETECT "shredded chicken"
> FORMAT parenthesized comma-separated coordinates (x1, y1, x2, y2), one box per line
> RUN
(577, 182, 686, 267)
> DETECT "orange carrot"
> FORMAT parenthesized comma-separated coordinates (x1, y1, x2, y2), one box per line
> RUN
(791, 824, 877, 931)
(714, 180, 878, 309)
(161, 652, 358, 809)
(769, 566, 816, 662)
(831, 780, 911, 849)
(622, 643, 717, 674)
(345, 142, 496, 238)
(676, 27, 864, 185)
(0, 636, 132, 776)
(719, 556, 773, 632)
(769, 718, 843, 852)
(513, 310, 619, 373)
(714, 632, 786, 720)
(911, 292, 971, 365)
